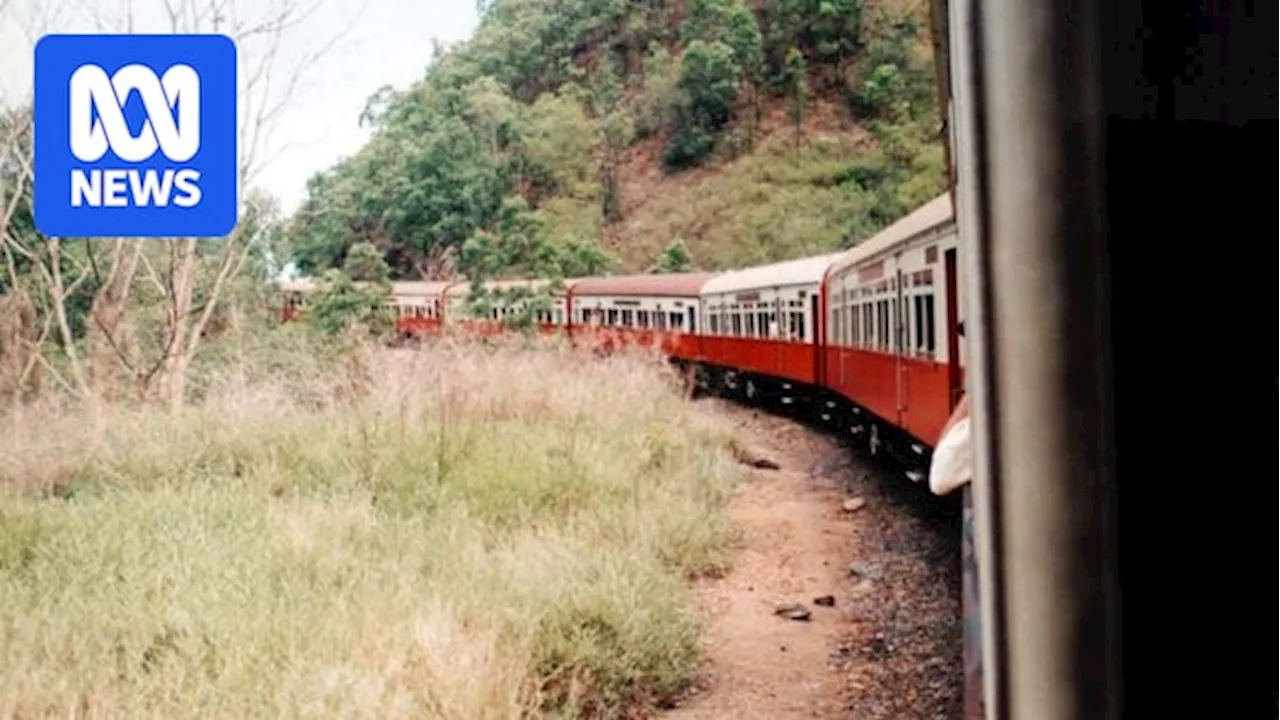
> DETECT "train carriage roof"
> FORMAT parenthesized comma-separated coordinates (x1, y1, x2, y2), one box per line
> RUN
(443, 277, 571, 297)
(829, 193, 954, 275)
(391, 280, 457, 297)
(277, 278, 316, 293)
(571, 272, 718, 297)
(699, 253, 842, 296)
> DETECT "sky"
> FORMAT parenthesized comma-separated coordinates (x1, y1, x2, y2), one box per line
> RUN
(0, 0, 481, 214)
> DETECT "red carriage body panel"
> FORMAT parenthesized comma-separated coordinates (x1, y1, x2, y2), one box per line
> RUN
(700, 336, 820, 385)
(697, 254, 839, 386)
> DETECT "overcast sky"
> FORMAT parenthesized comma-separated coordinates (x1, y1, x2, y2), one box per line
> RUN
(0, 0, 480, 214)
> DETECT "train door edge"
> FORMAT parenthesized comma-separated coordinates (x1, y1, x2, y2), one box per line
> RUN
(810, 291, 821, 386)
(894, 261, 907, 427)
(944, 247, 962, 410)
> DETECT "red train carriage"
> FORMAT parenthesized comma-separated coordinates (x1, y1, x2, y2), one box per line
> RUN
(278, 279, 315, 321)
(822, 193, 963, 473)
(439, 278, 568, 337)
(391, 280, 460, 335)
(568, 273, 715, 360)
(697, 253, 841, 404)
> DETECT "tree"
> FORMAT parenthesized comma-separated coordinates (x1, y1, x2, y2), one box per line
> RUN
(305, 268, 395, 338)
(342, 241, 392, 284)
(649, 238, 696, 273)
(1, 0, 353, 409)
(663, 40, 740, 170)
(782, 47, 810, 145)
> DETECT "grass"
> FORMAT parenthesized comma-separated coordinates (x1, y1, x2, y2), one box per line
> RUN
(0, 330, 742, 718)
(602, 109, 943, 274)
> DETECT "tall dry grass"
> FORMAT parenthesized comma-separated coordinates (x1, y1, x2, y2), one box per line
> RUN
(0, 330, 741, 718)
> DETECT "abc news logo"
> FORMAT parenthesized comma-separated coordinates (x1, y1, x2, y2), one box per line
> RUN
(69, 63, 201, 208)
(34, 34, 237, 238)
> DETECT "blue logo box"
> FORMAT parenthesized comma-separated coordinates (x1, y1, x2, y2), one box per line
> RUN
(34, 34, 237, 238)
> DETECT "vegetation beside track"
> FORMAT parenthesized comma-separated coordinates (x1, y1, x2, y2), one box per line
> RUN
(0, 330, 741, 718)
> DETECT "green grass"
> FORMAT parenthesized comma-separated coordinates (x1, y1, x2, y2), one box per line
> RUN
(0, 334, 741, 718)
(608, 128, 944, 273)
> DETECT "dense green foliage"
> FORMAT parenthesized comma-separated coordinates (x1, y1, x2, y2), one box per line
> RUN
(301, 242, 397, 337)
(650, 238, 696, 273)
(285, 0, 944, 284)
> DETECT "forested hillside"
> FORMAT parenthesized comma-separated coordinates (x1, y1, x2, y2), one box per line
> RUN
(287, 0, 946, 282)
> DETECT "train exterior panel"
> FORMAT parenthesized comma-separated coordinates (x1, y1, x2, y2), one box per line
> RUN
(824, 194, 963, 446)
(391, 281, 459, 335)
(569, 274, 715, 362)
(697, 254, 839, 387)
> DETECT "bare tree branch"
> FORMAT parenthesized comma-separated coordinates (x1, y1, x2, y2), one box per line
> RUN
(45, 240, 89, 397)
(2, 0, 352, 409)
(15, 303, 56, 392)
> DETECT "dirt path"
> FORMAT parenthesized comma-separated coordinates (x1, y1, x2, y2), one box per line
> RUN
(663, 401, 963, 720)
(664, 404, 864, 719)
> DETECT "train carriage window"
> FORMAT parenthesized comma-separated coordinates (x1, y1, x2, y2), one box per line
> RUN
(656, 312, 667, 330)
(884, 300, 892, 350)
(831, 308, 842, 345)
(731, 313, 741, 336)
(607, 309, 619, 325)
(877, 301, 888, 350)
(914, 295, 926, 353)
(746, 311, 757, 337)
(669, 312, 682, 330)
(923, 295, 936, 354)
(900, 296, 910, 352)
(709, 314, 719, 334)
(885, 298, 896, 348)
(757, 310, 770, 337)
(896, 297, 906, 351)
(871, 302, 879, 348)
(622, 309, 634, 326)
(852, 303, 861, 345)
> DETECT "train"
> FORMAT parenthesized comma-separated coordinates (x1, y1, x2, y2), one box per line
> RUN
(278, 190, 963, 481)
